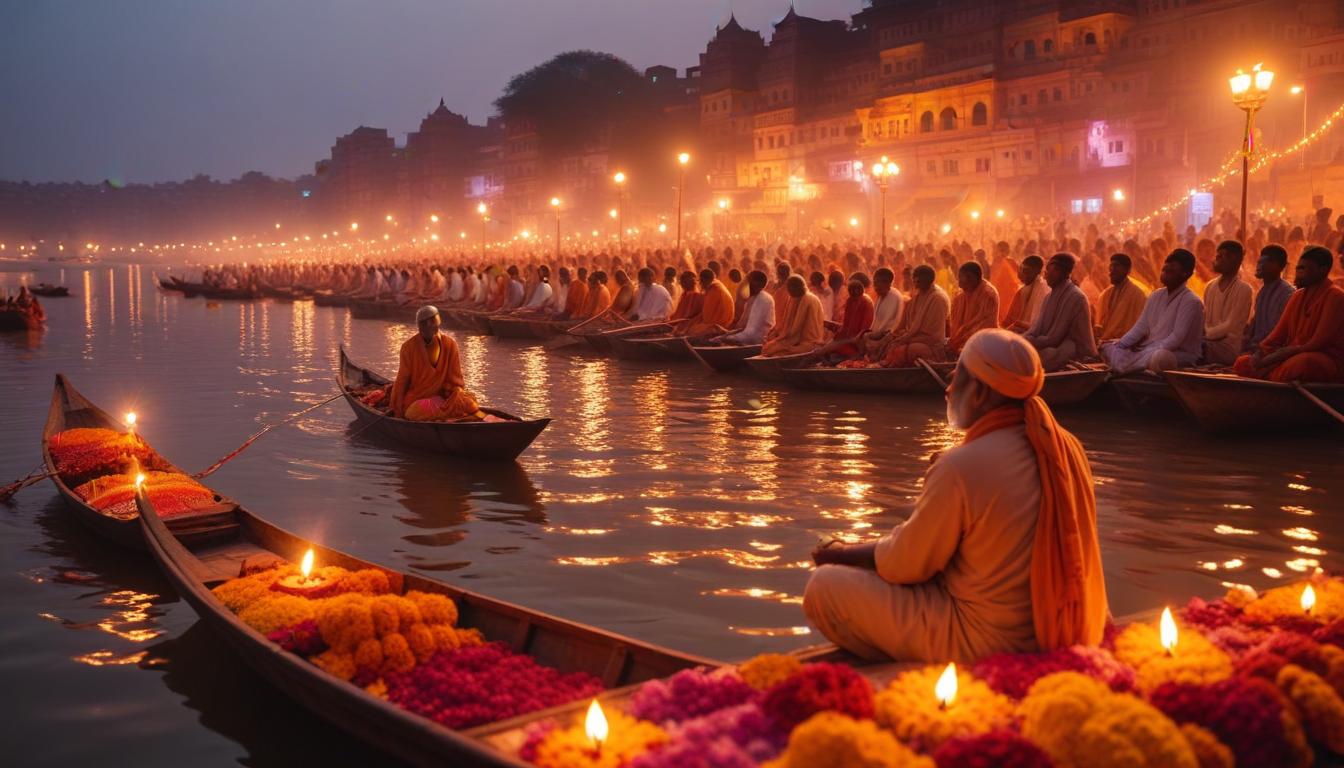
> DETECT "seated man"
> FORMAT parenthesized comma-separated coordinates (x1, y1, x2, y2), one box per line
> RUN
(1100, 249, 1204, 374)
(858, 267, 904, 357)
(1023, 253, 1097, 371)
(668, 271, 703, 325)
(873, 264, 950, 368)
(817, 279, 874, 363)
(1201, 240, 1253, 366)
(761, 275, 826, 356)
(681, 269, 735, 337)
(1234, 246, 1344, 382)
(389, 306, 486, 422)
(1094, 253, 1148, 342)
(947, 262, 1000, 356)
(1244, 245, 1293, 351)
(628, 267, 673, 322)
(1001, 255, 1050, 333)
(715, 270, 774, 346)
(805, 329, 1107, 662)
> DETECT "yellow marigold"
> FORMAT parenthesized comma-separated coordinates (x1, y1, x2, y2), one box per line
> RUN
(392, 597, 422, 629)
(354, 637, 384, 674)
(1020, 672, 1198, 768)
(315, 593, 376, 652)
(405, 590, 457, 626)
(1278, 664, 1344, 754)
(364, 679, 388, 700)
(238, 594, 317, 635)
(381, 632, 416, 675)
(405, 623, 437, 663)
(1222, 583, 1258, 608)
(337, 568, 392, 596)
(1320, 645, 1344, 697)
(762, 712, 934, 768)
(874, 665, 1013, 749)
(1113, 621, 1232, 692)
(456, 627, 485, 647)
(739, 653, 803, 691)
(1179, 723, 1233, 768)
(369, 595, 401, 637)
(533, 709, 666, 768)
(212, 566, 285, 612)
(313, 650, 356, 682)
(1244, 580, 1344, 624)
(429, 624, 461, 653)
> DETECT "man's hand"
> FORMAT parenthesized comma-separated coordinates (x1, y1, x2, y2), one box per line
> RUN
(810, 540, 878, 569)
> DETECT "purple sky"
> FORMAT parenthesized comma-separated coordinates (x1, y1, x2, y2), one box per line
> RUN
(0, 0, 859, 184)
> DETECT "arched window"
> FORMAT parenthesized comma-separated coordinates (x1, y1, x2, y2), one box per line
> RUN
(920, 111, 934, 132)
(1043, 39, 1054, 54)
(971, 102, 988, 126)
(940, 107, 957, 130)
(1084, 31, 1097, 46)
(1024, 40, 1037, 59)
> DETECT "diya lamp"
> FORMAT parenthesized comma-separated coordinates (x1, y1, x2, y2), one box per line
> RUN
(1160, 607, 1178, 656)
(585, 698, 608, 757)
(935, 662, 957, 711)
(271, 548, 339, 598)
(1303, 584, 1317, 617)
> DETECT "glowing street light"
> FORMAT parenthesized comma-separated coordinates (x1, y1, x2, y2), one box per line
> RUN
(995, 208, 1005, 219)
(676, 152, 690, 254)
(476, 202, 489, 258)
(349, 221, 359, 232)
(870, 156, 900, 251)
(430, 213, 440, 223)
(1229, 62, 1274, 241)
(613, 172, 628, 250)
(1290, 84, 1307, 170)
(550, 196, 562, 259)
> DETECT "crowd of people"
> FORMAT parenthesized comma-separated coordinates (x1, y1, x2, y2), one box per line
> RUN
(195, 207, 1344, 385)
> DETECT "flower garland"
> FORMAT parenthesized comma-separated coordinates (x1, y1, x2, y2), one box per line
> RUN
(762, 712, 933, 768)
(1112, 619, 1233, 692)
(760, 663, 874, 731)
(873, 666, 1013, 751)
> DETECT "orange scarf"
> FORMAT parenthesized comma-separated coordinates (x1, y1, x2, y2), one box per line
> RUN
(963, 402, 1108, 650)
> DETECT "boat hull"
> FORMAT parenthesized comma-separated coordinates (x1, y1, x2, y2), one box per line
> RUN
(688, 343, 762, 372)
(1164, 371, 1344, 434)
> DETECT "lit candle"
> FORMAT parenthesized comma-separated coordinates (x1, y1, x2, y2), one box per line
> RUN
(1303, 584, 1317, 616)
(585, 698, 608, 756)
(271, 547, 337, 598)
(1159, 607, 1178, 656)
(935, 662, 957, 710)
(300, 548, 315, 583)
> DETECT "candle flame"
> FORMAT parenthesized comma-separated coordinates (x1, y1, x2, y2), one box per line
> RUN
(300, 548, 315, 580)
(585, 699, 609, 746)
(1303, 584, 1317, 614)
(1160, 607, 1178, 653)
(935, 662, 957, 708)
(134, 473, 146, 490)
(125, 412, 137, 431)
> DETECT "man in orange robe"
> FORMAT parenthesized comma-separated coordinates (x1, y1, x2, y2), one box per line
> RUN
(560, 267, 589, 319)
(580, 271, 612, 319)
(389, 306, 486, 422)
(948, 262, 1000, 355)
(668, 272, 703, 322)
(761, 275, 826, 356)
(1233, 246, 1344, 382)
(990, 247, 1021, 323)
(805, 328, 1107, 662)
(682, 269, 735, 337)
(1095, 253, 1148, 342)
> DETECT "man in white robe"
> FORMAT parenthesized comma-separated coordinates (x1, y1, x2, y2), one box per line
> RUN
(1201, 240, 1254, 365)
(1100, 249, 1204, 373)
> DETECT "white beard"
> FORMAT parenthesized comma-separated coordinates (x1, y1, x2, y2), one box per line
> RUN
(945, 384, 975, 430)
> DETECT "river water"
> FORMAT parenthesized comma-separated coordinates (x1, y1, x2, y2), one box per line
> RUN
(1, 262, 1339, 766)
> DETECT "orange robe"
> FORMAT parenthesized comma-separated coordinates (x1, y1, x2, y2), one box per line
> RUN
(581, 284, 612, 318)
(684, 280, 734, 336)
(1095, 278, 1147, 342)
(990, 260, 1020, 322)
(389, 332, 482, 421)
(1233, 283, 1344, 383)
(670, 289, 703, 321)
(563, 280, 588, 316)
(948, 282, 1000, 354)
(762, 292, 826, 356)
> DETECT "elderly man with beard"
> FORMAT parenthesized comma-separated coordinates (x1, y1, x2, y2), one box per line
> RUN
(803, 329, 1108, 663)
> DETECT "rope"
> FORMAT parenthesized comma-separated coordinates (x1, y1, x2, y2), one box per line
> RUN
(192, 392, 344, 479)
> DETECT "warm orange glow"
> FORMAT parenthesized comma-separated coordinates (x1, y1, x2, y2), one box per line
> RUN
(995, 208, 1005, 218)
(300, 548, 315, 580)
(849, 217, 859, 227)
(1160, 607, 1178, 654)
(609, 208, 618, 219)
(970, 210, 980, 220)
(430, 213, 440, 223)
(124, 412, 137, 431)
(349, 221, 359, 231)
(550, 196, 561, 208)
(613, 171, 627, 185)
(677, 152, 690, 166)
(476, 202, 487, 215)
(585, 698, 608, 748)
(1112, 188, 1126, 202)
(941, 222, 952, 234)
(134, 473, 146, 490)
(1303, 583, 1317, 614)
(1291, 84, 1304, 96)
(935, 662, 957, 708)
(658, 223, 667, 233)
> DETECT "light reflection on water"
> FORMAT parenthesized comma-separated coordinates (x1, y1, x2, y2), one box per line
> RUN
(1, 263, 1341, 765)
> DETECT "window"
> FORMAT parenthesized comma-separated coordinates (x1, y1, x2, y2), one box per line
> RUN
(887, 119, 895, 136)
(971, 102, 987, 126)
(1038, 89, 1047, 105)
(1019, 94, 1028, 106)
(1043, 39, 1054, 54)
(920, 111, 934, 132)
(926, 160, 937, 175)
(1085, 198, 1102, 213)
(1024, 150, 1033, 160)
(1085, 31, 1097, 46)
(768, 136, 775, 149)
(940, 107, 957, 130)
(943, 159, 959, 175)
(1053, 88, 1062, 101)
(884, 63, 892, 75)
(1024, 40, 1036, 59)
(1071, 199, 1084, 214)
(975, 157, 991, 173)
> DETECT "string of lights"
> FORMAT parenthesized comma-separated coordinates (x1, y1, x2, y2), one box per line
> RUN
(1125, 99, 1344, 227)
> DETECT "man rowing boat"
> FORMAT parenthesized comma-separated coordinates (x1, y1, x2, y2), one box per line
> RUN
(388, 306, 489, 422)
(804, 328, 1108, 663)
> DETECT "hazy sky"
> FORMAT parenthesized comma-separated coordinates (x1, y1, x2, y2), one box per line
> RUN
(0, 0, 859, 184)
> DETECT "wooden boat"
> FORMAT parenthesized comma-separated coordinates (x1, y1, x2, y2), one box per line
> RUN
(778, 364, 949, 395)
(349, 298, 414, 321)
(198, 285, 262, 301)
(1108, 370, 1183, 415)
(42, 375, 246, 551)
(687, 342, 763, 373)
(0, 304, 43, 331)
(133, 486, 714, 768)
(743, 350, 820, 382)
(1039, 368, 1110, 406)
(31, 283, 70, 297)
(312, 290, 351, 308)
(456, 310, 497, 335)
(337, 346, 550, 460)
(487, 315, 545, 339)
(607, 333, 695, 362)
(1164, 370, 1344, 434)
(573, 321, 674, 353)
(526, 318, 572, 340)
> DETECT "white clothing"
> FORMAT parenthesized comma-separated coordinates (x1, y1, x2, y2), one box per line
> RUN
(872, 289, 905, 334)
(1101, 284, 1204, 373)
(1202, 276, 1253, 365)
(724, 290, 776, 345)
(631, 283, 673, 321)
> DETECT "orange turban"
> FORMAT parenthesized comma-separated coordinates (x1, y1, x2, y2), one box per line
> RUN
(960, 328, 1109, 650)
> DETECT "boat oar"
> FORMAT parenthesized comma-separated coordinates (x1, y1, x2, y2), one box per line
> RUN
(0, 463, 50, 504)
(1292, 381, 1344, 429)
(565, 308, 615, 335)
(192, 391, 346, 479)
(916, 358, 949, 390)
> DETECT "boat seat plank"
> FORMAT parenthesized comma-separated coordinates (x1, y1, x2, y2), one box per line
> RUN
(190, 540, 274, 584)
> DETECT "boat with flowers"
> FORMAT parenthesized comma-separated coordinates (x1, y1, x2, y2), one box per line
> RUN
(42, 375, 245, 550)
(132, 487, 715, 767)
(338, 345, 551, 460)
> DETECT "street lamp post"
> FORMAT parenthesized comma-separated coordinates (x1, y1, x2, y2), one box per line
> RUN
(1229, 63, 1274, 242)
(676, 153, 689, 255)
(970, 210, 982, 249)
(717, 197, 730, 237)
(550, 197, 561, 261)
(870, 156, 900, 253)
(1291, 84, 1306, 171)
(613, 171, 627, 252)
(476, 202, 488, 260)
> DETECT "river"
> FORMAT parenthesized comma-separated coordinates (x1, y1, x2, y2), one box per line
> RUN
(1, 262, 1339, 765)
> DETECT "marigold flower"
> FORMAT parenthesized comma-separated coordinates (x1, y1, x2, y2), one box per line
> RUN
(1244, 581, 1342, 626)
(972, 645, 1133, 699)
(533, 708, 666, 768)
(405, 623, 437, 663)
(1278, 664, 1344, 754)
(763, 712, 933, 768)
(739, 654, 803, 692)
(875, 665, 1013, 751)
(761, 663, 874, 731)
(369, 595, 401, 636)
(406, 590, 458, 626)
(238, 593, 317, 635)
(312, 649, 356, 682)
(1178, 723, 1233, 768)
(381, 632, 416, 675)
(1113, 620, 1232, 692)
(1019, 672, 1198, 768)
(1149, 676, 1312, 768)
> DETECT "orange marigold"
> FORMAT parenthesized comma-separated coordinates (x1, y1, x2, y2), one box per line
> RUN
(354, 637, 384, 675)
(1278, 664, 1344, 754)
(429, 624, 461, 653)
(533, 709, 666, 768)
(381, 632, 415, 675)
(874, 665, 1013, 750)
(1113, 621, 1232, 692)
(405, 623, 437, 663)
(369, 595, 401, 637)
(1244, 580, 1344, 625)
(406, 590, 457, 626)
(313, 650, 356, 682)
(739, 653, 803, 691)
(1180, 723, 1234, 768)
(763, 712, 934, 768)
(238, 593, 317, 635)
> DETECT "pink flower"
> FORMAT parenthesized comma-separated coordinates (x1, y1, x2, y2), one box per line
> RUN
(760, 663, 873, 731)
(971, 646, 1133, 699)
(631, 702, 785, 768)
(629, 668, 756, 724)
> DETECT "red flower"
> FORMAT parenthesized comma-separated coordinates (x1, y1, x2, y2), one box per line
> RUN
(761, 663, 873, 731)
(1150, 677, 1308, 768)
(933, 730, 1053, 768)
